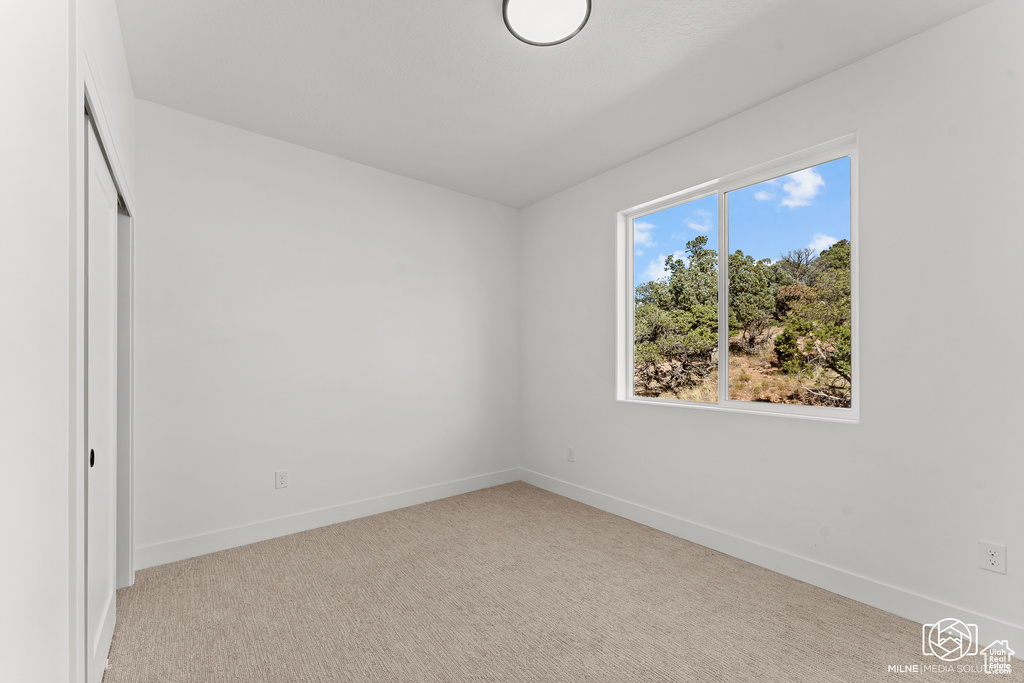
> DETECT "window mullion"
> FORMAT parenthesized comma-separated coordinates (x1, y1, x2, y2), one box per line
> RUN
(626, 217, 635, 398)
(717, 189, 728, 404)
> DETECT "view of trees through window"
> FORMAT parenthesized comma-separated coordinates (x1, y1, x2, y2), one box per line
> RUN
(633, 156, 852, 408)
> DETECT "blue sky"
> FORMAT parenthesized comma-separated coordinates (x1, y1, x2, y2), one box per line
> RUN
(634, 156, 851, 288)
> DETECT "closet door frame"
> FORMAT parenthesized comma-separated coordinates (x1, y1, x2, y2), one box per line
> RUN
(71, 64, 136, 681)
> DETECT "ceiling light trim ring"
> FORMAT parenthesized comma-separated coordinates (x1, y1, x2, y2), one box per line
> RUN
(502, 0, 592, 47)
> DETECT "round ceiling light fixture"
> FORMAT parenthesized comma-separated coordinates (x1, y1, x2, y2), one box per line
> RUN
(503, 0, 591, 47)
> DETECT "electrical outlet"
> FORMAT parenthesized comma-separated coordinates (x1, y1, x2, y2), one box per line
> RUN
(275, 470, 289, 489)
(567, 447, 575, 463)
(979, 541, 1006, 574)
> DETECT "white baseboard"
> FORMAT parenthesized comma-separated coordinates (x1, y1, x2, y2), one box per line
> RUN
(519, 468, 1024, 652)
(134, 468, 521, 570)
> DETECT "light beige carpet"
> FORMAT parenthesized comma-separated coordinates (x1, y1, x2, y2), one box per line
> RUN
(107, 483, 1019, 682)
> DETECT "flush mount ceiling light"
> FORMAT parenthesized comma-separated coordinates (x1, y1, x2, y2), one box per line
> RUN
(503, 0, 591, 47)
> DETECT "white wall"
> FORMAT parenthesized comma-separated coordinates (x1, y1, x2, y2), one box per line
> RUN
(0, 1, 133, 680)
(0, 3, 73, 681)
(0, 0, 134, 679)
(80, 0, 135, 209)
(519, 0, 1023, 646)
(133, 101, 521, 566)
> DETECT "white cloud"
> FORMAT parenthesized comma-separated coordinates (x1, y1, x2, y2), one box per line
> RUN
(642, 251, 686, 282)
(807, 233, 838, 255)
(635, 249, 644, 256)
(686, 208, 713, 232)
(633, 221, 656, 248)
(781, 168, 825, 208)
(754, 190, 774, 201)
(643, 256, 670, 282)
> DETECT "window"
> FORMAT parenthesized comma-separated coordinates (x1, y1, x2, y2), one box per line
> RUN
(617, 138, 858, 422)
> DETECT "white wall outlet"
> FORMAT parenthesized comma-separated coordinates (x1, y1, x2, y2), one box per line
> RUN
(567, 447, 575, 463)
(275, 470, 289, 489)
(979, 541, 1006, 574)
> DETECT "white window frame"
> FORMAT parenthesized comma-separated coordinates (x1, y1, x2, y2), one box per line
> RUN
(616, 135, 859, 423)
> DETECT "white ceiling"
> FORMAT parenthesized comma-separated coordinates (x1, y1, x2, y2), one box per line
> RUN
(115, 0, 991, 208)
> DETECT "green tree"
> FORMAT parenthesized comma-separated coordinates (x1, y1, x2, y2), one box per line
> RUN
(634, 305, 717, 364)
(728, 250, 775, 349)
(814, 239, 850, 274)
(773, 240, 852, 407)
(766, 262, 797, 319)
(634, 279, 670, 309)
(666, 236, 718, 310)
(778, 247, 817, 284)
(633, 236, 719, 396)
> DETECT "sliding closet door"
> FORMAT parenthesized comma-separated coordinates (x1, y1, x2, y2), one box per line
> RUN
(86, 117, 119, 683)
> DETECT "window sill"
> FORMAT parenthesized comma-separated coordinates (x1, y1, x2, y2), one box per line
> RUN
(618, 395, 859, 424)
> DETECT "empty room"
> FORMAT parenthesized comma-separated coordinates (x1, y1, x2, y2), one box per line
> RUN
(4, 0, 1023, 681)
